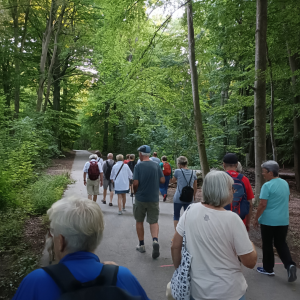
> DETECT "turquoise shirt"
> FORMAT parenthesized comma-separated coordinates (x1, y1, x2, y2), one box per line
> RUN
(258, 178, 290, 226)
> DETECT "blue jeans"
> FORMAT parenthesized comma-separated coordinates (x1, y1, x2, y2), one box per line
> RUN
(159, 175, 170, 196)
(191, 296, 245, 300)
(174, 202, 190, 221)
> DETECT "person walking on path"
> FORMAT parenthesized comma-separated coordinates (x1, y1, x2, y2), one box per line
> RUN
(95, 150, 104, 166)
(133, 145, 165, 259)
(128, 154, 136, 197)
(150, 152, 160, 164)
(83, 154, 103, 202)
(223, 153, 254, 231)
(254, 160, 297, 282)
(102, 153, 115, 206)
(171, 171, 257, 300)
(159, 156, 173, 201)
(170, 156, 197, 230)
(111, 154, 133, 215)
(124, 154, 130, 164)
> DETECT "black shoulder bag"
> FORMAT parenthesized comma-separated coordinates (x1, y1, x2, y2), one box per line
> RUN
(179, 169, 194, 203)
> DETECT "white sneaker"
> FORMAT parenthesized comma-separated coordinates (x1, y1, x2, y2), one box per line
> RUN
(122, 208, 126, 212)
(136, 245, 146, 253)
(118, 211, 122, 215)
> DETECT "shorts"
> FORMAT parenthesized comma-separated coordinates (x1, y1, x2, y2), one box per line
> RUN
(103, 178, 114, 192)
(115, 189, 129, 194)
(174, 203, 190, 221)
(87, 178, 99, 195)
(133, 200, 159, 224)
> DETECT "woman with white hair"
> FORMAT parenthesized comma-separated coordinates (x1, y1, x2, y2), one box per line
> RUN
(110, 154, 133, 215)
(171, 171, 257, 300)
(13, 196, 149, 300)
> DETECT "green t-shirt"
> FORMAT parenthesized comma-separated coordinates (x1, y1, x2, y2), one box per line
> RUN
(133, 161, 164, 202)
(258, 178, 290, 226)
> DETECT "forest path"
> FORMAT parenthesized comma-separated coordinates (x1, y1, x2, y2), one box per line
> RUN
(41, 150, 300, 300)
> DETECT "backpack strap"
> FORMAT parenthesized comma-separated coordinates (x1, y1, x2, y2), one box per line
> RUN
(99, 264, 119, 287)
(42, 264, 81, 293)
(237, 173, 244, 180)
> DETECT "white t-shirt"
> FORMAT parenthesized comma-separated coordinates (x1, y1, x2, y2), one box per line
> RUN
(83, 159, 103, 179)
(110, 161, 133, 191)
(177, 203, 253, 300)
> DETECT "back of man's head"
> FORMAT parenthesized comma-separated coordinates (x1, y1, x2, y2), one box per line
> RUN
(153, 152, 158, 157)
(137, 145, 151, 158)
(107, 153, 113, 159)
(223, 153, 238, 170)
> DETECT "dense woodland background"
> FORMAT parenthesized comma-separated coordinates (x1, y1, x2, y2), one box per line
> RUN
(0, 0, 300, 296)
(1, 0, 300, 208)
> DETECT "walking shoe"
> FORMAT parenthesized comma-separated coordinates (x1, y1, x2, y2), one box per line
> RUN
(109, 203, 113, 206)
(101, 200, 106, 204)
(136, 245, 146, 253)
(288, 265, 297, 282)
(163, 194, 167, 202)
(118, 211, 122, 215)
(152, 241, 160, 259)
(256, 267, 275, 276)
(122, 208, 126, 212)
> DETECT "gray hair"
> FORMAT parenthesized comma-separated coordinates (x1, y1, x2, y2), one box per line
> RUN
(177, 156, 188, 166)
(202, 171, 234, 207)
(261, 160, 279, 177)
(130, 154, 135, 159)
(140, 152, 150, 156)
(116, 154, 124, 161)
(89, 154, 98, 160)
(47, 196, 105, 253)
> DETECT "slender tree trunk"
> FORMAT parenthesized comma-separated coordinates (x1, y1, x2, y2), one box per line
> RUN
(2, 60, 11, 107)
(36, 0, 56, 112)
(254, 0, 268, 204)
(187, 2, 210, 177)
(43, 5, 66, 111)
(266, 46, 277, 161)
(287, 48, 300, 191)
(103, 102, 110, 153)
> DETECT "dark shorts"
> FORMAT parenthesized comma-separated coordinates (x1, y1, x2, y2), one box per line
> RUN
(103, 178, 114, 192)
(173, 203, 190, 221)
(133, 200, 159, 224)
(115, 189, 130, 194)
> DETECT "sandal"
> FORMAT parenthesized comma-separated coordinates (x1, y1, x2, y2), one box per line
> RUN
(109, 203, 113, 206)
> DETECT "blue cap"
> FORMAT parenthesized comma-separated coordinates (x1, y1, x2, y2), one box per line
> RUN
(137, 145, 151, 153)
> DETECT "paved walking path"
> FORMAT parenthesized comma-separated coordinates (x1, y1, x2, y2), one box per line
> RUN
(41, 150, 300, 300)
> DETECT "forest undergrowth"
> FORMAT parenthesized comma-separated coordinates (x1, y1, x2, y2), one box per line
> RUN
(0, 152, 74, 300)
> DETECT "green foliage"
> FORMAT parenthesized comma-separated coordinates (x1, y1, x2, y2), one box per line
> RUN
(24, 174, 71, 215)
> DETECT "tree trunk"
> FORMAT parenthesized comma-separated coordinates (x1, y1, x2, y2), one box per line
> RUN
(43, 5, 66, 112)
(267, 46, 277, 161)
(103, 102, 110, 153)
(36, 0, 56, 112)
(2, 60, 11, 107)
(187, 2, 210, 177)
(254, 0, 268, 204)
(287, 49, 300, 191)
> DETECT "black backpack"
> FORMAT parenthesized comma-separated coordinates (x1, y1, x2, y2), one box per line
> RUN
(42, 264, 141, 300)
(104, 160, 113, 180)
(179, 169, 194, 203)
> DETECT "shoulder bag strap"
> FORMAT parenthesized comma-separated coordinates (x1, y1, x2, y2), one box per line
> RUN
(180, 169, 189, 185)
(188, 170, 194, 186)
(42, 264, 81, 293)
(99, 264, 119, 287)
(115, 163, 124, 180)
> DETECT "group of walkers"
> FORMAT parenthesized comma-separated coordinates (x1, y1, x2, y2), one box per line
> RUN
(13, 146, 297, 300)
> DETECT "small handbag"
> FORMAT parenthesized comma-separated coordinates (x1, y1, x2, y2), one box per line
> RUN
(170, 207, 192, 300)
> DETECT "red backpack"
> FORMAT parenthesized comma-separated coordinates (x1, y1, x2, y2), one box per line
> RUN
(88, 161, 100, 180)
(163, 162, 171, 176)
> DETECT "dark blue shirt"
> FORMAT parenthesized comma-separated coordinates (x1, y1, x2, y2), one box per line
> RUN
(12, 251, 149, 300)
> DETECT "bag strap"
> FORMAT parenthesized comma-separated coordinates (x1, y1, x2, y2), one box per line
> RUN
(42, 264, 81, 293)
(115, 163, 124, 181)
(180, 169, 189, 185)
(237, 173, 244, 180)
(100, 264, 119, 286)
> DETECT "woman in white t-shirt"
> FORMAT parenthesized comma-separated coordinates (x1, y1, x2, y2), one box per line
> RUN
(171, 171, 257, 300)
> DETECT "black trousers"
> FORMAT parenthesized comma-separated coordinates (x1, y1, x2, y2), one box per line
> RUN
(261, 224, 295, 272)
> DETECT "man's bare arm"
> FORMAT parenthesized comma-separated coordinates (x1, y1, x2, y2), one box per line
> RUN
(133, 180, 139, 193)
(160, 176, 165, 184)
(83, 173, 87, 186)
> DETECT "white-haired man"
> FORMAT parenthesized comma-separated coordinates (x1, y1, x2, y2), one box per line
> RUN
(13, 196, 149, 299)
(254, 160, 297, 282)
(102, 153, 115, 206)
(83, 154, 103, 202)
(133, 145, 165, 259)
